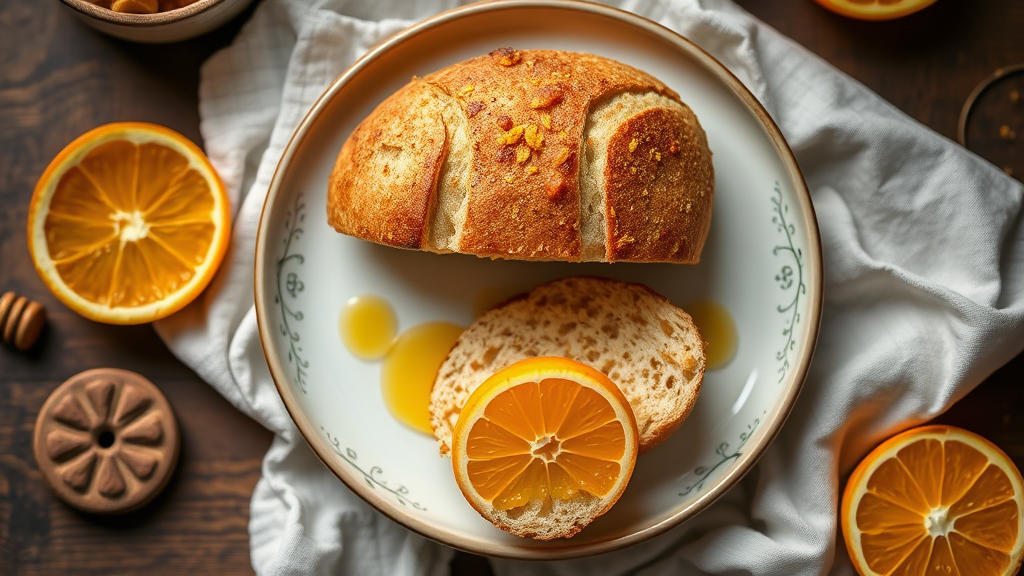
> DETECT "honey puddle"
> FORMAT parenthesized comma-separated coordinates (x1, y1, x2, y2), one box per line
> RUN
(686, 299, 738, 370)
(339, 292, 734, 434)
(339, 295, 397, 360)
(381, 322, 465, 434)
(339, 295, 463, 435)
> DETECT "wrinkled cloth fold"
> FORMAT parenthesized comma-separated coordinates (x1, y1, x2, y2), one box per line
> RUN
(155, 0, 1024, 574)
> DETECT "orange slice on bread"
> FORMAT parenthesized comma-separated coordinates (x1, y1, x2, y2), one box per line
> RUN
(451, 357, 638, 539)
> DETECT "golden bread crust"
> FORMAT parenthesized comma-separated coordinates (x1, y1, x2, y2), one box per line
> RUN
(327, 49, 714, 263)
(327, 80, 446, 248)
(424, 49, 680, 260)
(604, 106, 714, 263)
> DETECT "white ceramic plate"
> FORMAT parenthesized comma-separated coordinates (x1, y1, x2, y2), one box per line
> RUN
(255, 0, 822, 559)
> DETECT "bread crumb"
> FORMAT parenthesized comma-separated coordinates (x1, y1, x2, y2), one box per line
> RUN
(629, 138, 638, 153)
(530, 83, 565, 109)
(498, 125, 524, 145)
(516, 144, 531, 164)
(490, 47, 521, 66)
(524, 124, 544, 149)
(541, 114, 552, 129)
(458, 85, 475, 98)
(527, 166, 538, 175)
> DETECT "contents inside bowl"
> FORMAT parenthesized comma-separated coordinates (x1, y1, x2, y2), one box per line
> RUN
(83, 0, 200, 14)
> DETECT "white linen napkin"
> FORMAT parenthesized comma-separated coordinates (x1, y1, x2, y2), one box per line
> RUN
(154, 0, 1024, 574)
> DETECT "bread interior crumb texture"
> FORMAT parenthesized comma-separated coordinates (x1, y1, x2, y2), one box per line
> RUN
(430, 276, 707, 456)
(425, 83, 472, 252)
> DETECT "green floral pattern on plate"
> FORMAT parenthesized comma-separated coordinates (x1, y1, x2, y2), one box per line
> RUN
(680, 183, 805, 496)
(324, 428, 426, 510)
(772, 181, 806, 383)
(275, 193, 309, 392)
(275, 195, 422, 509)
(679, 415, 762, 496)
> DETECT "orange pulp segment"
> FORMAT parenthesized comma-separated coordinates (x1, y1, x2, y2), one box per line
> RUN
(842, 425, 1024, 576)
(28, 123, 230, 324)
(452, 357, 638, 515)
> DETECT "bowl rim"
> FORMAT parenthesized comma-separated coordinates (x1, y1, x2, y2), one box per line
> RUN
(60, 0, 226, 26)
(253, 0, 823, 559)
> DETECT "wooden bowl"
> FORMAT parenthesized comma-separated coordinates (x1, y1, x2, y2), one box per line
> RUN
(58, 0, 254, 43)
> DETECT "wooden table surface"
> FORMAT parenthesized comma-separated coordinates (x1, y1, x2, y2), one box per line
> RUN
(1, 1, 1022, 574)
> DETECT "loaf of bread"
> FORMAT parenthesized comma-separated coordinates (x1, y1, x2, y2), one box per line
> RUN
(430, 276, 706, 456)
(327, 49, 714, 263)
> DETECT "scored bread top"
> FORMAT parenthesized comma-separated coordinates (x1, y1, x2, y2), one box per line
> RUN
(327, 48, 714, 263)
(429, 276, 706, 456)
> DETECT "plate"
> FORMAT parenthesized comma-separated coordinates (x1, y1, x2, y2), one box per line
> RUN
(254, 0, 822, 559)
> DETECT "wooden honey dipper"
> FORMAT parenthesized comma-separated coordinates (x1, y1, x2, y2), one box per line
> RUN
(0, 291, 47, 351)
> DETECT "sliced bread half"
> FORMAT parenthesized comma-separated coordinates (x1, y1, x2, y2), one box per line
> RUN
(430, 276, 706, 456)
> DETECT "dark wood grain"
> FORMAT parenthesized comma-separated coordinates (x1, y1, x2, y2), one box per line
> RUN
(0, 1, 1021, 575)
(0, 1, 271, 575)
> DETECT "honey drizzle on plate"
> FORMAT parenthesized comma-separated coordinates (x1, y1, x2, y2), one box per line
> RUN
(339, 295, 397, 360)
(339, 295, 464, 434)
(686, 299, 738, 370)
(381, 322, 464, 434)
(339, 292, 735, 435)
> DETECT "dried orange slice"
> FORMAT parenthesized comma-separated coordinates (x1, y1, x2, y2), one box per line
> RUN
(28, 123, 230, 324)
(842, 425, 1024, 576)
(451, 357, 638, 539)
(812, 0, 938, 20)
